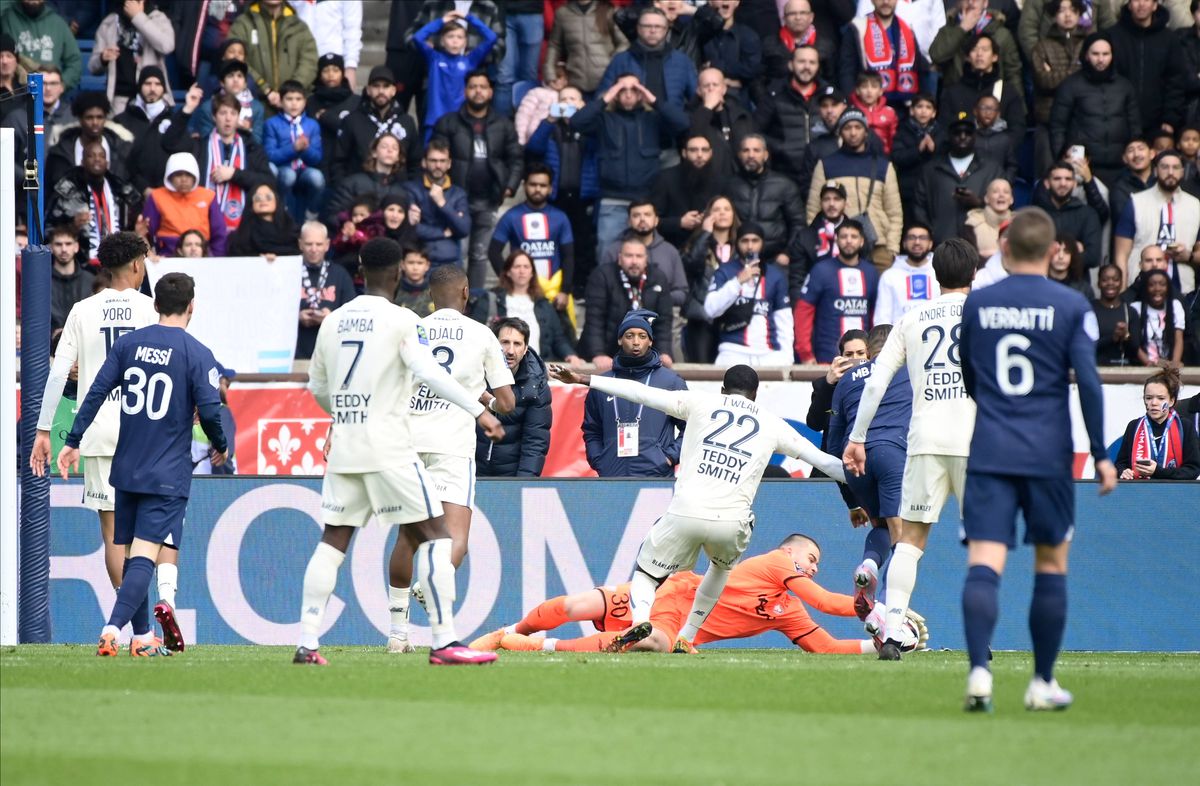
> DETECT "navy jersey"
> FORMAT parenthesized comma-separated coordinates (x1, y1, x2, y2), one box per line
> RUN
(491, 202, 574, 281)
(827, 360, 912, 454)
(802, 258, 879, 362)
(960, 274, 1106, 478)
(67, 324, 227, 497)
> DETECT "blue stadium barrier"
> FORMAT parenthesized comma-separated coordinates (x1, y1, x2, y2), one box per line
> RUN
(42, 478, 1199, 651)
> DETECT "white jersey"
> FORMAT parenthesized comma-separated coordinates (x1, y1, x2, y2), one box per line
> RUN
(590, 377, 847, 521)
(409, 308, 513, 458)
(309, 295, 485, 473)
(849, 292, 975, 456)
(875, 257, 941, 326)
(37, 288, 157, 456)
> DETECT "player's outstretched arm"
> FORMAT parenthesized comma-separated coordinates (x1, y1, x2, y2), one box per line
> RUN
(847, 326, 906, 448)
(551, 366, 690, 420)
(779, 427, 847, 482)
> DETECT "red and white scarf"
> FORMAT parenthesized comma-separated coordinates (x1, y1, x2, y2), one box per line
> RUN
(207, 132, 246, 230)
(857, 14, 918, 95)
(780, 25, 816, 51)
(1132, 410, 1185, 473)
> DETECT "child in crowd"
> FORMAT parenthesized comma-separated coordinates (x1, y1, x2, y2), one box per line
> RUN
(413, 9, 498, 139)
(892, 93, 940, 216)
(850, 72, 897, 154)
(191, 58, 265, 143)
(394, 245, 434, 316)
(380, 193, 420, 248)
(264, 80, 325, 221)
(332, 195, 382, 275)
(142, 152, 228, 256)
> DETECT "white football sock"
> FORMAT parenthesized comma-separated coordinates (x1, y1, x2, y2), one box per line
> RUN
(541, 638, 558, 652)
(134, 629, 156, 643)
(299, 542, 345, 650)
(101, 624, 120, 638)
(883, 543, 923, 640)
(629, 571, 659, 625)
(678, 564, 732, 642)
(156, 563, 178, 609)
(388, 585, 410, 638)
(503, 623, 518, 634)
(859, 640, 876, 655)
(416, 538, 457, 649)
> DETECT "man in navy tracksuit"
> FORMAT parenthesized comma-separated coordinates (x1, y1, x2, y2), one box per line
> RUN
(581, 309, 687, 478)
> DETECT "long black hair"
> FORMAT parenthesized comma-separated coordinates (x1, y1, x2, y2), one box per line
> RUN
(1137, 269, 1178, 359)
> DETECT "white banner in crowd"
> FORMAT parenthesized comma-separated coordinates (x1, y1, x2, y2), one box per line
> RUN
(146, 256, 302, 373)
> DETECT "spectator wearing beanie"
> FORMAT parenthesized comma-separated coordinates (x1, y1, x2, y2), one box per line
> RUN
(581, 308, 687, 479)
(89, 0, 175, 115)
(0, 33, 27, 124)
(113, 66, 173, 141)
(143, 152, 228, 257)
(308, 53, 358, 171)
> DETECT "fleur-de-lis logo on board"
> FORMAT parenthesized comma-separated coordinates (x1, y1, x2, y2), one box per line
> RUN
(268, 425, 301, 465)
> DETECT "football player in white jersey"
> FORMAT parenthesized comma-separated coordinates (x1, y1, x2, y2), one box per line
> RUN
(29, 232, 189, 650)
(843, 238, 978, 660)
(296, 238, 506, 666)
(550, 364, 849, 653)
(386, 264, 515, 654)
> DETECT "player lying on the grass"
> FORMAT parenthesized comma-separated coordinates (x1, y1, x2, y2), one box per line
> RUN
(471, 535, 927, 654)
(549, 363, 851, 654)
(30, 232, 184, 642)
(296, 237, 506, 666)
(386, 264, 515, 654)
(58, 272, 229, 657)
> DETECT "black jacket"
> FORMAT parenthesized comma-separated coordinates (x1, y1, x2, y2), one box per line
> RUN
(572, 97, 690, 201)
(788, 213, 842, 300)
(51, 265, 94, 331)
(1048, 65, 1140, 172)
(333, 94, 423, 181)
(759, 32, 836, 94)
(46, 123, 135, 188)
(726, 167, 805, 260)
(468, 288, 578, 362)
(580, 264, 675, 360)
(687, 97, 756, 177)
(46, 168, 142, 244)
(614, 5, 723, 66)
(753, 79, 826, 180)
(1033, 189, 1104, 269)
(650, 161, 728, 249)
(475, 348, 552, 477)
(125, 106, 180, 192)
(322, 171, 410, 227)
(1107, 5, 1185, 133)
(307, 81, 358, 170)
(892, 117, 944, 211)
(938, 66, 1027, 142)
(1177, 26, 1200, 127)
(431, 105, 524, 206)
(913, 151, 1007, 245)
(1115, 414, 1200, 480)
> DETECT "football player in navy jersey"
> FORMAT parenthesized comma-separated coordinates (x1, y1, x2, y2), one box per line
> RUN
(958, 208, 1117, 712)
(59, 273, 229, 658)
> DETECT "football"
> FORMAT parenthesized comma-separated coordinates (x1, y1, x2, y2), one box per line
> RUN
(873, 618, 922, 654)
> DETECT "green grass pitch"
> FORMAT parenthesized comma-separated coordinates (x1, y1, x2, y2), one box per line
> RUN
(2, 646, 1195, 785)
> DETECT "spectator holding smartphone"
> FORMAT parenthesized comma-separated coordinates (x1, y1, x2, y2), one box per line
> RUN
(703, 222, 793, 368)
(1116, 365, 1200, 481)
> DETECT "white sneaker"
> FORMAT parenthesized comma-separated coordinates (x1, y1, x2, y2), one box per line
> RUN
(387, 635, 416, 654)
(411, 582, 428, 611)
(964, 667, 993, 713)
(1024, 677, 1073, 711)
(863, 603, 887, 637)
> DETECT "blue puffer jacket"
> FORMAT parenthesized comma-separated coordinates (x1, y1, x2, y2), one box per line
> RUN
(598, 43, 698, 106)
(475, 348, 553, 477)
(525, 118, 600, 201)
(581, 350, 687, 478)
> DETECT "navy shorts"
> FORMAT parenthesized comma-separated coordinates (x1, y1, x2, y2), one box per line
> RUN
(962, 473, 1075, 549)
(114, 490, 188, 549)
(844, 443, 906, 520)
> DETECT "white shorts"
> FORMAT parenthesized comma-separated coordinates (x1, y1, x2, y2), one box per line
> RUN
(900, 454, 968, 524)
(636, 512, 754, 579)
(320, 464, 444, 527)
(82, 456, 115, 512)
(418, 452, 476, 509)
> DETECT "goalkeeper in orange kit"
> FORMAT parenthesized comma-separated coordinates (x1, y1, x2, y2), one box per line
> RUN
(470, 534, 928, 654)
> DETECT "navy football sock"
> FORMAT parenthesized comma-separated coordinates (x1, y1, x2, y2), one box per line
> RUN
(878, 546, 894, 598)
(1029, 572, 1068, 682)
(962, 565, 1001, 670)
(109, 556, 155, 635)
(862, 526, 890, 568)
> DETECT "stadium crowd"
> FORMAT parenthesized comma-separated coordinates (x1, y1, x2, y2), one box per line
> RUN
(8, 0, 1200, 478)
